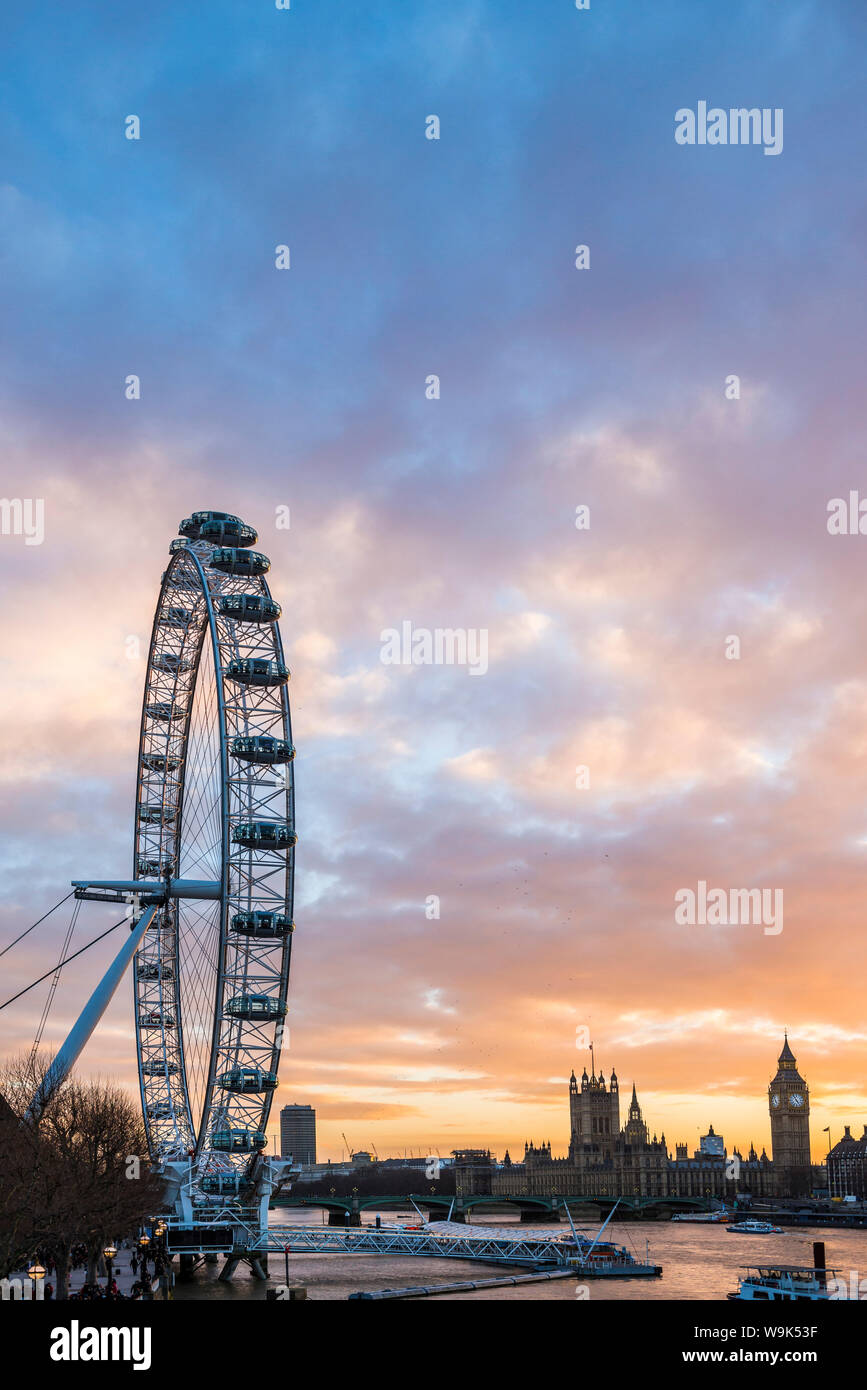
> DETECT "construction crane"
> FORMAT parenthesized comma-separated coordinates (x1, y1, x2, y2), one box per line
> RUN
(342, 1131, 352, 1161)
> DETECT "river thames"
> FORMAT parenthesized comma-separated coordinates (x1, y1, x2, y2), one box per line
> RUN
(172, 1211, 867, 1301)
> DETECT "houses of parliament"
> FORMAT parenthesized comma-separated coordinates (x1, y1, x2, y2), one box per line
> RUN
(457, 1037, 818, 1202)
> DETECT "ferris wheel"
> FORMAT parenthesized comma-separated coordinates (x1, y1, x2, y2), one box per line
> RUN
(130, 510, 296, 1186)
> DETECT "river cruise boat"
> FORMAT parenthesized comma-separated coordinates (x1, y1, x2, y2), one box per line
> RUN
(726, 1220, 782, 1233)
(729, 1263, 846, 1301)
(671, 1208, 728, 1224)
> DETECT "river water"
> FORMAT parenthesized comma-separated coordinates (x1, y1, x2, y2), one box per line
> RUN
(172, 1209, 867, 1301)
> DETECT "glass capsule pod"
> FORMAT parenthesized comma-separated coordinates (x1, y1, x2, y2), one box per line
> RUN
(200, 1174, 247, 1195)
(141, 1061, 179, 1077)
(136, 961, 174, 980)
(232, 820, 296, 850)
(139, 1010, 175, 1028)
(147, 701, 185, 722)
(224, 658, 289, 687)
(134, 961, 173, 984)
(158, 606, 192, 628)
(225, 994, 288, 1022)
(136, 856, 175, 876)
(211, 1128, 267, 1153)
(230, 910, 294, 938)
(167, 572, 201, 592)
(199, 519, 257, 547)
(179, 510, 242, 537)
(141, 755, 180, 773)
(209, 547, 270, 577)
(218, 594, 281, 624)
(139, 805, 177, 824)
(153, 653, 190, 674)
(218, 1067, 279, 1094)
(231, 735, 295, 764)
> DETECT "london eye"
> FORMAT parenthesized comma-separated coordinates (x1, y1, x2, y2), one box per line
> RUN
(130, 511, 296, 1190)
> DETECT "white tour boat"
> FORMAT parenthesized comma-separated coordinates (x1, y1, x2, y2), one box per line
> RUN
(728, 1242, 854, 1300)
(726, 1219, 783, 1233)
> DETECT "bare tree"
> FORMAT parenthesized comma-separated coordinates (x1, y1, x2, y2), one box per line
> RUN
(0, 1054, 165, 1298)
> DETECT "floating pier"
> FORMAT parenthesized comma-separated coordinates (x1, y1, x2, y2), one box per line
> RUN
(261, 1219, 661, 1276)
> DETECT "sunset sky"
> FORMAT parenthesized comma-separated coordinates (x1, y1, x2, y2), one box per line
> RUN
(1, 1, 865, 1165)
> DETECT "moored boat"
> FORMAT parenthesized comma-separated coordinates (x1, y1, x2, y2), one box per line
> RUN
(672, 1208, 728, 1224)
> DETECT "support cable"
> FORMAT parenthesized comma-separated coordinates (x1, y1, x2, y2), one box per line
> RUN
(0, 917, 129, 1012)
(0, 890, 75, 959)
(30, 898, 82, 1063)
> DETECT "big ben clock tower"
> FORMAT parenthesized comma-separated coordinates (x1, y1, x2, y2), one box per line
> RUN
(768, 1035, 812, 1196)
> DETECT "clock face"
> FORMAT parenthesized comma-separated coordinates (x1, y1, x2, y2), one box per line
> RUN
(771, 1094, 780, 1108)
(789, 1094, 804, 1108)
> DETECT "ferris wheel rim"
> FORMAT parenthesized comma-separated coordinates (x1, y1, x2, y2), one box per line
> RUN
(132, 521, 295, 1181)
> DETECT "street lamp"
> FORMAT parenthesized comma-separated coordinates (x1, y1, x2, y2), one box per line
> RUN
(27, 1262, 46, 1301)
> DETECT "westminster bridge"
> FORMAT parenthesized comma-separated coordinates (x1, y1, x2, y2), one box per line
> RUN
(270, 1192, 722, 1225)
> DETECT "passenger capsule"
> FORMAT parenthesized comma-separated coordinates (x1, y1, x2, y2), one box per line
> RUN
(142, 754, 180, 774)
(225, 993, 288, 1022)
(209, 547, 270, 577)
(178, 512, 257, 547)
(153, 652, 190, 674)
(231, 735, 295, 765)
(142, 1060, 178, 1077)
(232, 821, 296, 850)
(200, 1173, 247, 1196)
(136, 961, 174, 980)
(219, 594, 281, 624)
(218, 1067, 279, 1094)
(211, 1128, 267, 1153)
(200, 519, 257, 547)
(139, 1010, 175, 1028)
(179, 510, 242, 538)
(147, 702, 185, 723)
(231, 911, 294, 938)
(139, 805, 177, 824)
(158, 606, 192, 629)
(225, 657, 289, 687)
(136, 855, 175, 876)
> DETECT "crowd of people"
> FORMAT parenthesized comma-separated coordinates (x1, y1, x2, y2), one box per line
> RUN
(22, 1237, 170, 1300)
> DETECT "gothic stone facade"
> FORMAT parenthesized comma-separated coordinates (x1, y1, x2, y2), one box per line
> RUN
(456, 1040, 810, 1202)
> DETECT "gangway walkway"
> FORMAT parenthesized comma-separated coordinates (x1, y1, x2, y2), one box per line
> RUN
(260, 1222, 581, 1268)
